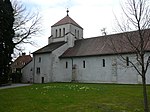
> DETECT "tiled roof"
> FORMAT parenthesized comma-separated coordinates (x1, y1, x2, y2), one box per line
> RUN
(52, 15, 83, 29)
(33, 41, 66, 54)
(61, 29, 150, 58)
(11, 55, 32, 69)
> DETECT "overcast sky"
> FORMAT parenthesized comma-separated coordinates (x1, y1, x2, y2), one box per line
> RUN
(17, 0, 123, 54)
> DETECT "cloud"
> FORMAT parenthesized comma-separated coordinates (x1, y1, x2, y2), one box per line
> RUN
(16, 0, 122, 53)
(20, 0, 77, 9)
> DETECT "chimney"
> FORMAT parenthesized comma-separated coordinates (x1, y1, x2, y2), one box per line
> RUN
(22, 53, 26, 56)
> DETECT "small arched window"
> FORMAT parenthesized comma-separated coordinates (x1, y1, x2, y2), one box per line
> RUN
(66, 61, 68, 68)
(63, 28, 65, 36)
(78, 30, 79, 37)
(126, 57, 129, 66)
(56, 29, 57, 37)
(103, 59, 105, 67)
(59, 29, 61, 37)
(83, 60, 86, 68)
(39, 57, 41, 63)
(75, 29, 76, 37)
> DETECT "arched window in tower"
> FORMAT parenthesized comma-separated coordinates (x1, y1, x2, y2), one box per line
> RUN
(75, 29, 76, 37)
(78, 30, 79, 38)
(59, 29, 61, 37)
(63, 28, 65, 36)
(56, 29, 57, 37)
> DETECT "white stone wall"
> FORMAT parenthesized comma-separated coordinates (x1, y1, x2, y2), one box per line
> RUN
(145, 52, 150, 84)
(49, 24, 69, 43)
(60, 54, 150, 84)
(70, 24, 83, 39)
(49, 24, 83, 44)
(69, 56, 115, 83)
(59, 58, 72, 81)
(116, 54, 139, 84)
(146, 68, 150, 84)
(51, 43, 71, 82)
(32, 43, 69, 83)
(22, 60, 33, 83)
(116, 53, 150, 84)
(51, 24, 70, 38)
(33, 54, 53, 83)
(31, 50, 150, 84)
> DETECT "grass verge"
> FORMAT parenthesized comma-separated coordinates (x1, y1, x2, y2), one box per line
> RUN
(0, 83, 150, 112)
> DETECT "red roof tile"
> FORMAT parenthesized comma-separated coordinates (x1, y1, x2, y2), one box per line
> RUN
(61, 29, 150, 58)
(33, 41, 66, 54)
(52, 15, 83, 29)
(11, 55, 32, 69)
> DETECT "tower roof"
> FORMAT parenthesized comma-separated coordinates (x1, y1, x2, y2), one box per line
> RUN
(51, 15, 83, 29)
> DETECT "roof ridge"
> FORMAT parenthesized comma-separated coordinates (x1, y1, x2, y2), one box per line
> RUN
(76, 29, 150, 42)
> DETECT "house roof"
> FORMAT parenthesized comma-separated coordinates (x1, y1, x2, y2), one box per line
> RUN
(33, 41, 66, 54)
(11, 55, 32, 69)
(51, 15, 83, 29)
(61, 29, 150, 58)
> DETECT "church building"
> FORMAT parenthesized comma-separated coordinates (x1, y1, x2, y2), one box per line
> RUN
(22, 10, 150, 84)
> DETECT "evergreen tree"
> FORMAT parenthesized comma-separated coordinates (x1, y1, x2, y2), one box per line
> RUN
(0, 0, 14, 85)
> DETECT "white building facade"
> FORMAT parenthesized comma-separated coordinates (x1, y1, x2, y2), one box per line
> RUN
(22, 60, 33, 83)
(22, 12, 150, 84)
(60, 54, 150, 84)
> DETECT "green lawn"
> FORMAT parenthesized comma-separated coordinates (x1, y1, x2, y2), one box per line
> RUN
(0, 83, 150, 112)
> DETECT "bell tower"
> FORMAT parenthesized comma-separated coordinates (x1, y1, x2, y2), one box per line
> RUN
(48, 10, 83, 47)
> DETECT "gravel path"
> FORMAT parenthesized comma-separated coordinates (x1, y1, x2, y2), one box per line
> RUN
(0, 84, 32, 90)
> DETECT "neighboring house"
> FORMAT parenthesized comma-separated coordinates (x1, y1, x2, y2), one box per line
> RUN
(11, 53, 32, 82)
(23, 10, 150, 84)
(22, 60, 33, 83)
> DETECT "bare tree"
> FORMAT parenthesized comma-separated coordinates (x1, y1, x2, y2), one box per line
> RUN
(112, 0, 150, 111)
(11, 0, 41, 51)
